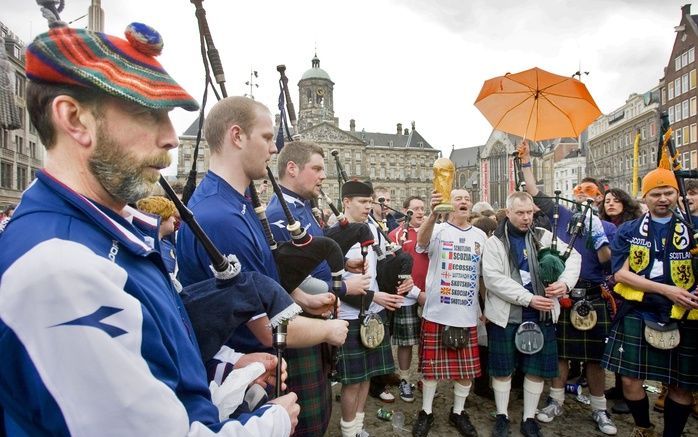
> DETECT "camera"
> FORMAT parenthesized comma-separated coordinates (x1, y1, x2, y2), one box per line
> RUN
(378, 197, 386, 203)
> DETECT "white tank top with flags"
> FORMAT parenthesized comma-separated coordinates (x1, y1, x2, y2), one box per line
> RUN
(417, 222, 486, 328)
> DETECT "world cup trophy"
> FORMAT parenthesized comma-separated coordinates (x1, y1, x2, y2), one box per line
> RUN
(432, 157, 455, 213)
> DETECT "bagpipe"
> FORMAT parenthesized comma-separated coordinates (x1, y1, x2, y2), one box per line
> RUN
(180, 0, 348, 396)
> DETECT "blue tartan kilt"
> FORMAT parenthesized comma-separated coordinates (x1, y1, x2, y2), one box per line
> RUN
(487, 321, 559, 379)
(391, 303, 420, 346)
(336, 311, 395, 385)
(602, 311, 698, 391)
(556, 298, 611, 361)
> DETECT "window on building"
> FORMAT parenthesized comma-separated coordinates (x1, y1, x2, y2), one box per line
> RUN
(692, 123, 697, 143)
(676, 128, 683, 146)
(1, 161, 12, 188)
(684, 151, 691, 170)
(29, 141, 36, 158)
(692, 97, 698, 117)
(355, 152, 361, 161)
(692, 69, 697, 90)
(676, 78, 682, 96)
(684, 126, 690, 144)
(15, 135, 23, 154)
(14, 72, 25, 98)
(692, 150, 698, 169)
(684, 99, 690, 119)
(690, 47, 696, 64)
(677, 56, 682, 71)
(379, 167, 385, 178)
(662, 87, 667, 105)
(669, 81, 675, 100)
(650, 122, 657, 138)
(641, 127, 647, 140)
(30, 167, 37, 182)
(669, 106, 675, 123)
(676, 103, 683, 121)
(683, 51, 690, 68)
(16, 165, 27, 191)
(683, 73, 690, 93)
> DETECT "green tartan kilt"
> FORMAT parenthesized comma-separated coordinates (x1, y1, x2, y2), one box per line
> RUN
(602, 311, 698, 391)
(487, 321, 559, 379)
(391, 303, 421, 346)
(285, 345, 332, 437)
(336, 311, 395, 385)
(556, 298, 612, 361)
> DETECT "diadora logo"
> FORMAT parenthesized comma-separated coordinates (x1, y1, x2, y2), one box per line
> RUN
(108, 240, 119, 262)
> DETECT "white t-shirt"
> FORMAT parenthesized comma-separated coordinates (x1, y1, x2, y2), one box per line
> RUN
(341, 222, 385, 320)
(417, 222, 486, 328)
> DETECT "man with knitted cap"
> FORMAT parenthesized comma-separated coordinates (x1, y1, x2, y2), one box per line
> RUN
(0, 11, 298, 436)
(602, 152, 698, 437)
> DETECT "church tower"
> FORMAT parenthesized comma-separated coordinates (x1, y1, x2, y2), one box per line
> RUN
(298, 53, 338, 131)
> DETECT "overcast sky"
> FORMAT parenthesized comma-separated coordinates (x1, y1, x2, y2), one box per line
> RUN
(4, 0, 689, 160)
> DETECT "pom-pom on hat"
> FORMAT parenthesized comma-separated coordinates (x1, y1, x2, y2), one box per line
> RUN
(641, 147, 678, 197)
(136, 196, 178, 221)
(342, 180, 374, 198)
(25, 23, 198, 111)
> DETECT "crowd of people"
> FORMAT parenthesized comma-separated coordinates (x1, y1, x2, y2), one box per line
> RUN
(1, 15, 698, 437)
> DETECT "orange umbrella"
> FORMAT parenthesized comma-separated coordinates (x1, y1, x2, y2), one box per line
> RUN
(474, 67, 602, 141)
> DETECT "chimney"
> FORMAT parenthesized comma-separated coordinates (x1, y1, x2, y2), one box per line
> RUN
(404, 128, 409, 135)
(397, 123, 402, 135)
(350, 119, 356, 132)
(682, 4, 691, 15)
(411, 120, 416, 130)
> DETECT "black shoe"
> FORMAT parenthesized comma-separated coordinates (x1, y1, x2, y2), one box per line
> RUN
(449, 411, 478, 437)
(520, 418, 543, 437)
(492, 414, 510, 437)
(611, 399, 630, 414)
(412, 410, 434, 437)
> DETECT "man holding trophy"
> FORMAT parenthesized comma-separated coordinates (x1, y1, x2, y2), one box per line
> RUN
(412, 158, 487, 437)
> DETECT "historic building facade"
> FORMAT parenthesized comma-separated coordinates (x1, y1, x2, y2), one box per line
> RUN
(659, 4, 698, 170)
(586, 87, 660, 196)
(449, 145, 483, 203)
(0, 20, 45, 206)
(177, 55, 439, 208)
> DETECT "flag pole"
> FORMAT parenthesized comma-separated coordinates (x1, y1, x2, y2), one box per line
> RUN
(631, 130, 641, 197)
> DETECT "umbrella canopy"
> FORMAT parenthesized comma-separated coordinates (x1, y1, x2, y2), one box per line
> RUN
(474, 67, 602, 141)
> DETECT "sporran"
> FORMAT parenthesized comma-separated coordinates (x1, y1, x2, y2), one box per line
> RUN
(514, 321, 544, 355)
(360, 313, 385, 349)
(442, 326, 469, 349)
(643, 319, 680, 350)
(570, 299, 598, 331)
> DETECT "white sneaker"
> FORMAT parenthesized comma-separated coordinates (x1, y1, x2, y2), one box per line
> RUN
(378, 389, 395, 403)
(536, 397, 563, 423)
(592, 409, 618, 435)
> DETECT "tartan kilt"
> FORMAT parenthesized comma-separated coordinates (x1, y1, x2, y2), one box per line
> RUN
(285, 345, 332, 437)
(418, 319, 481, 380)
(392, 303, 421, 346)
(487, 322, 559, 379)
(602, 312, 698, 391)
(336, 312, 395, 385)
(556, 298, 612, 361)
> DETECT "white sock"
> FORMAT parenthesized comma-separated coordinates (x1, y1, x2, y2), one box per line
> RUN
(340, 418, 356, 437)
(523, 377, 545, 421)
(421, 379, 437, 415)
(492, 378, 511, 417)
(550, 387, 565, 405)
(590, 395, 607, 412)
(355, 411, 365, 434)
(453, 381, 471, 414)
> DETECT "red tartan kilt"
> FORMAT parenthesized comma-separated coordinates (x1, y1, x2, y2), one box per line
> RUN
(418, 319, 481, 380)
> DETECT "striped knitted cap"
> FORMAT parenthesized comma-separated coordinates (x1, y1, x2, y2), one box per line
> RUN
(25, 23, 199, 111)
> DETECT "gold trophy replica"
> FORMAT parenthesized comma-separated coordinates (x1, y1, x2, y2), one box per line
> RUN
(432, 157, 455, 213)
